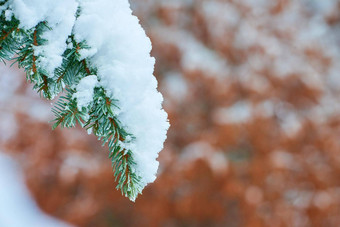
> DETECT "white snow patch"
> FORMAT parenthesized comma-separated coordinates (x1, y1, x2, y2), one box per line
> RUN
(0, 66, 21, 102)
(0, 112, 17, 142)
(163, 71, 188, 102)
(0, 153, 72, 227)
(213, 101, 252, 124)
(73, 75, 98, 110)
(280, 112, 303, 137)
(9, 0, 78, 75)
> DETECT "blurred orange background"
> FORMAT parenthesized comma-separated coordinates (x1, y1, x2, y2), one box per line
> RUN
(1, 0, 340, 226)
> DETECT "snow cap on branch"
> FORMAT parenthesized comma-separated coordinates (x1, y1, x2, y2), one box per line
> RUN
(74, 0, 169, 190)
(9, 0, 78, 75)
(0, 0, 169, 201)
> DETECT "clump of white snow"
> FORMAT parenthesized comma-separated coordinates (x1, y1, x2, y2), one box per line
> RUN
(8, 0, 78, 75)
(73, 75, 98, 110)
(74, 0, 169, 190)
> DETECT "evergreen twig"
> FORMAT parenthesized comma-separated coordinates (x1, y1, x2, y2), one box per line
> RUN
(0, 2, 143, 201)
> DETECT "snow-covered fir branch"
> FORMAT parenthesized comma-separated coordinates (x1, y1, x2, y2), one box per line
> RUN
(0, 0, 169, 201)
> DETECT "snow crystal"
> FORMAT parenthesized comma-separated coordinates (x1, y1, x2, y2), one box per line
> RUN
(4, 9, 13, 20)
(73, 75, 98, 110)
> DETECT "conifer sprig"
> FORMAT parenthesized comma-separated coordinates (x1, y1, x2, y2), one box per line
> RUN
(0, 4, 143, 201)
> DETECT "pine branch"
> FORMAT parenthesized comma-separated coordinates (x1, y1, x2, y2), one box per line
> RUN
(52, 88, 87, 129)
(0, 14, 20, 61)
(0, 0, 168, 202)
(0, 11, 142, 201)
